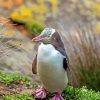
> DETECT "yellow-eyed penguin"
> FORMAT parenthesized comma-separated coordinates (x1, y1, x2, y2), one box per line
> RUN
(32, 28, 69, 100)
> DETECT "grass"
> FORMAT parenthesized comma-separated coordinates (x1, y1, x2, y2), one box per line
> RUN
(63, 86, 100, 100)
(3, 93, 34, 100)
(72, 25, 100, 91)
(56, 22, 100, 91)
(0, 70, 100, 100)
(0, 70, 32, 85)
(2, 85, 100, 100)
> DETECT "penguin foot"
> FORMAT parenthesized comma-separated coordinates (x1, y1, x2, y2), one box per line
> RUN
(33, 86, 46, 99)
(52, 92, 64, 100)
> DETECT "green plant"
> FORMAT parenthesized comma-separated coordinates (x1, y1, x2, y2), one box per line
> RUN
(0, 71, 100, 100)
(73, 26, 100, 91)
(80, 65, 100, 91)
(0, 70, 31, 85)
(3, 93, 34, 100)
(2, 86, 100, 100)
(63, 86, 100, 100)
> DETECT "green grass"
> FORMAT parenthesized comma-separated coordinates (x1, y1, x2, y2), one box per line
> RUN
(63, 86, 100, 100)
(2, 86, 100, 100)
(3, 93, 34, 100)
(0, 71, 100, 100)
(0, 70, 31, 85)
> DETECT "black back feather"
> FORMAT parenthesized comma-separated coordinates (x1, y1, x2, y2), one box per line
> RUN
(63, 58, 68, 70)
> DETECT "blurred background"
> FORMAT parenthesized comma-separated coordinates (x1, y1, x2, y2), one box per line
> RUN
(0, 0, 100, 91)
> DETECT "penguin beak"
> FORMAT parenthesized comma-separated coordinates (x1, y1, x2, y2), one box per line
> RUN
(32, 36, 43, 42)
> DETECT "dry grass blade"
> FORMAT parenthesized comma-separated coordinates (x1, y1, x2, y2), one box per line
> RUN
(59, 21, 100, 90)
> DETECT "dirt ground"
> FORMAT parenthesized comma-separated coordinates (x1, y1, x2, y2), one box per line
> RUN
(0, 81, 33, 96)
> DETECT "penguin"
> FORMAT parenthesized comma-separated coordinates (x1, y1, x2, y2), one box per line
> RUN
(32, 28, 69, 100)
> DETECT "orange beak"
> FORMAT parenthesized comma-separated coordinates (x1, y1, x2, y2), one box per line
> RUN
(32, 36, 42, 42)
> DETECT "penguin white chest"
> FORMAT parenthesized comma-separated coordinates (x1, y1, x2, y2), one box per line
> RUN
(37, 43, 68, 92)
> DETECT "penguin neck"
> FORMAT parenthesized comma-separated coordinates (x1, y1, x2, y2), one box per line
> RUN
(38, 42, 55, 56)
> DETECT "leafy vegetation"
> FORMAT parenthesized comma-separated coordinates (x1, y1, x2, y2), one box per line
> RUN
(3, 93, 34, 100)
(0, 70, 100, 100)
(0, 70, 31, 85)
(63, 86, 100, 100)
(2, 85, 100, 100)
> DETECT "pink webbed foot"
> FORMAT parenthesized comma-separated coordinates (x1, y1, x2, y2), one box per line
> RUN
(33, 86, 46, 99)
(52, 92, 64, 100)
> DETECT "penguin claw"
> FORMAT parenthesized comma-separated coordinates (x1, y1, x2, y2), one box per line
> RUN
(33, 87, 46, 99)
(52, 93, 64, 100)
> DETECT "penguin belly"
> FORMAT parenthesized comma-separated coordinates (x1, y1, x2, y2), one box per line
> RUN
(37, 43, 68, 92)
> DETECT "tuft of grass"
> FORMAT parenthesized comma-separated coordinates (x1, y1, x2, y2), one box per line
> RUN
(0, 70, 32, 85)
(3, 93, 34, 100)
(71, 25, 100, 91)
(57, 22, 100, 91)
